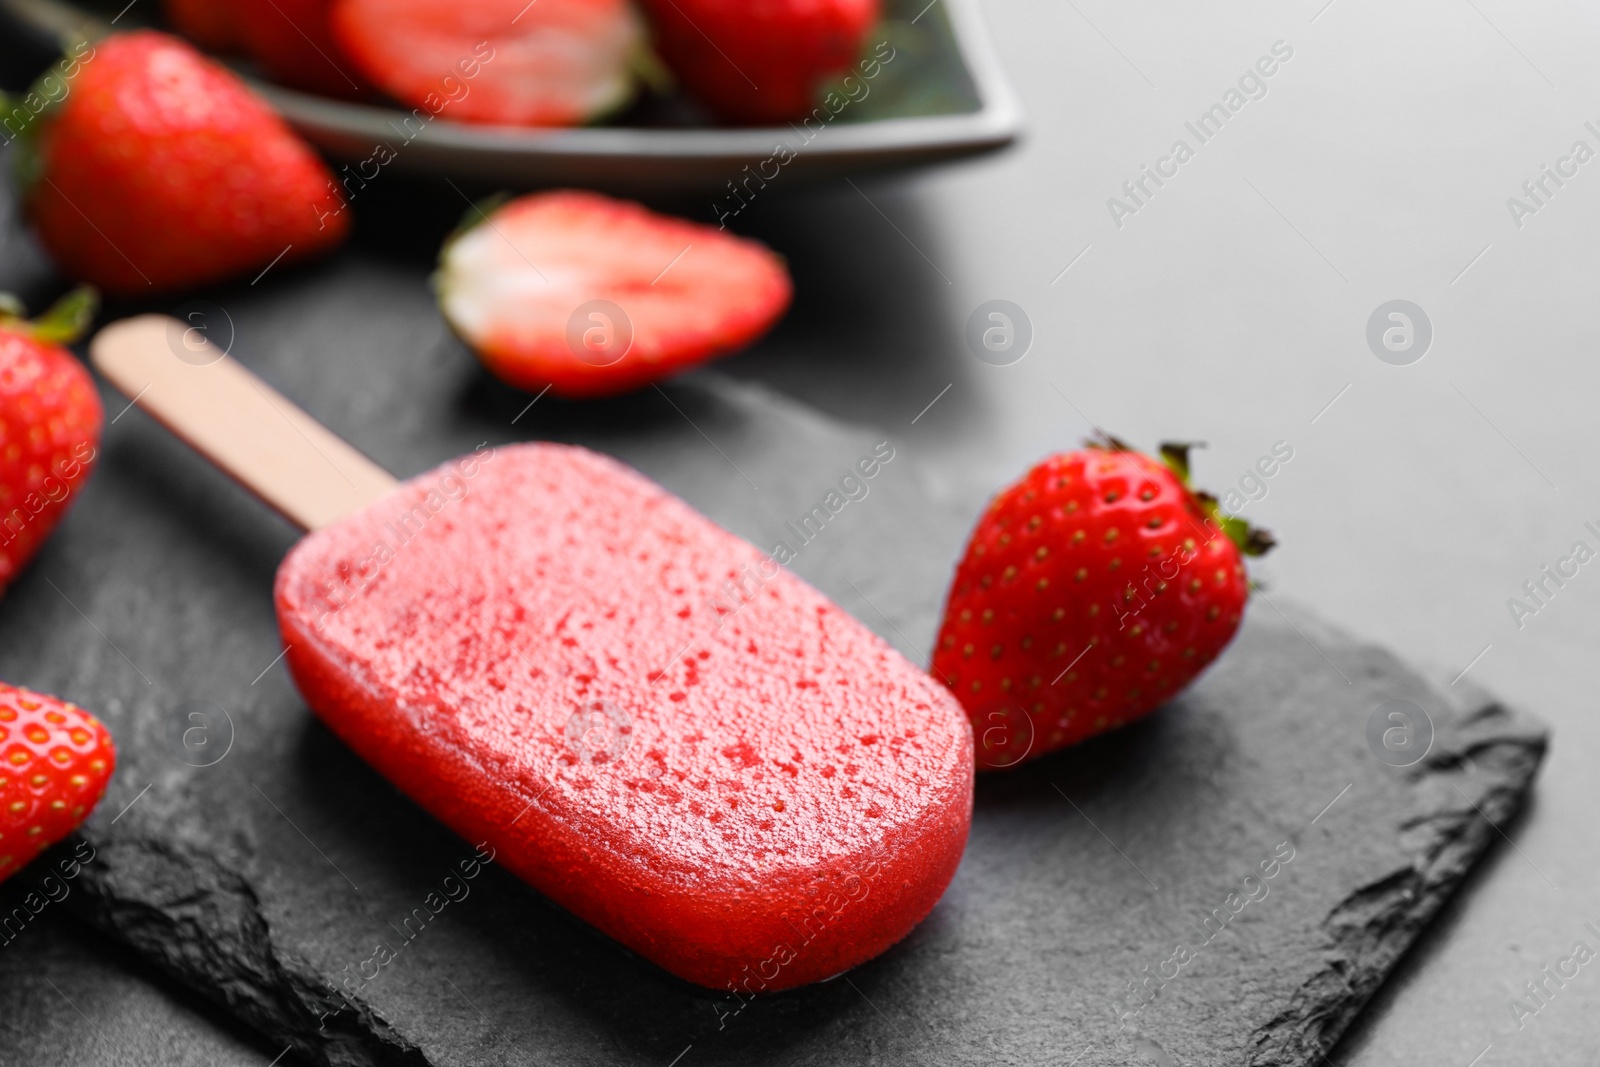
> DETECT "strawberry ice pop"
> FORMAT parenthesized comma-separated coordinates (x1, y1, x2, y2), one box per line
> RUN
(91, 316, 973, 992)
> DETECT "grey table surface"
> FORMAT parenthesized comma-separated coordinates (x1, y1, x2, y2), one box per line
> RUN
(1, 0, 1597, 1062)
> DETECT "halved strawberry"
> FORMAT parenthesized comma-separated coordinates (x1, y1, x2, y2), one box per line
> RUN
(436, 191, 792, 398)
(0, 682, 115, 883)
(330, 0, 641, 126)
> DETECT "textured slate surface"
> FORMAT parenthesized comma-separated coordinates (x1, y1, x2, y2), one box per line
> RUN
(0, 248, 1547, 1066)
(0, 858, 285, 1067)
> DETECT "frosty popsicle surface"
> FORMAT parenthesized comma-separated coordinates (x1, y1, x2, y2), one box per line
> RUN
(92, 315, 975, 993)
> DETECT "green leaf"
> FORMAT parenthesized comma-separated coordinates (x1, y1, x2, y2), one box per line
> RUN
(29, 287, 99, 345)
(1181, 455, 1277, 560)
(6, 37, 97, 200)
(1083, 429, 1134, 453)
(1204, 502, 1276, 559)
(0, 288, 100, 345)
(1237, 524, 1278, 558)
(629, 43, 674, 98)
(1158, 441, 1204, 484)
(445, 192, 513, 248)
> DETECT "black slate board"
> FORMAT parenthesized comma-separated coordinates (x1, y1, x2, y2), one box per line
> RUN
(0, 902, 275, 1066)
(0, 252, 1546, 1067)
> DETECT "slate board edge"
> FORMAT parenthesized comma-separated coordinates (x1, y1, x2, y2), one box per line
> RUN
(65, 835, 428, 1067)
(1245, 673, 1549, 1067)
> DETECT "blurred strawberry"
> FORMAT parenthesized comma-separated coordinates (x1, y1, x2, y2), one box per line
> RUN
(0, 682, 115, 883)
(0, 290, 100, 597)
(436, 190, 791, 396)
(164, 0, 243, 52)
(234, 0, 370, 99)
(331, 0, 641, 125)
(19, 32, 349, 296)
(640, 0, 879, 123)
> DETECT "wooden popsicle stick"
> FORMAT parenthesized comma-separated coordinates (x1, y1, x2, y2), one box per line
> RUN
(90, 315, 398, 532)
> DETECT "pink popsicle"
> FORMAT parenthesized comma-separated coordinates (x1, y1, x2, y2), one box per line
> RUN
(91, 317, 974, 993)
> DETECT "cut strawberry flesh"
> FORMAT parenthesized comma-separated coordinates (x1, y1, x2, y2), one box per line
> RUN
(438, 191, 792, 398)
(275, 444, 973, 991)
(330, 0, 640, 125)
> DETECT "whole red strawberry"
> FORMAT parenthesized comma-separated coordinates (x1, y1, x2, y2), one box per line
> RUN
(640, 0, 880, 123)
(21, 32, 349, 296)
(0, 290, 101, 597)
(0, 682, 115, 882)
(164, 0, 243, 52)
(932, 440, 1273, 768)
(235, 0, 370, 99)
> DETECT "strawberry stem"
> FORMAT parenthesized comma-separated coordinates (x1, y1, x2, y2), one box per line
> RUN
(1157, 441, 1203, 483)
(448, 193, 514, 242)
(1099, 436, 1279, 559)
(0, 287, 99, 345)
(1198, 498, 1277, 557)
(5, 42, 94, 197)
(1084, 429, 1135, 454)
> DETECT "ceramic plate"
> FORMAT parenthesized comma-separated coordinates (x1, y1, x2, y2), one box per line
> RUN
(2, 0, 1022, 193)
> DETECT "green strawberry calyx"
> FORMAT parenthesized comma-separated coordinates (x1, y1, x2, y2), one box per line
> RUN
(431, 193, 515, 299)
(1157, 441, 1276, 558)
(1085, 433, 1276, 559)
(3, 38, 97, 201)
(0, 287, 99, 346)
(444, 193, 515, 247)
